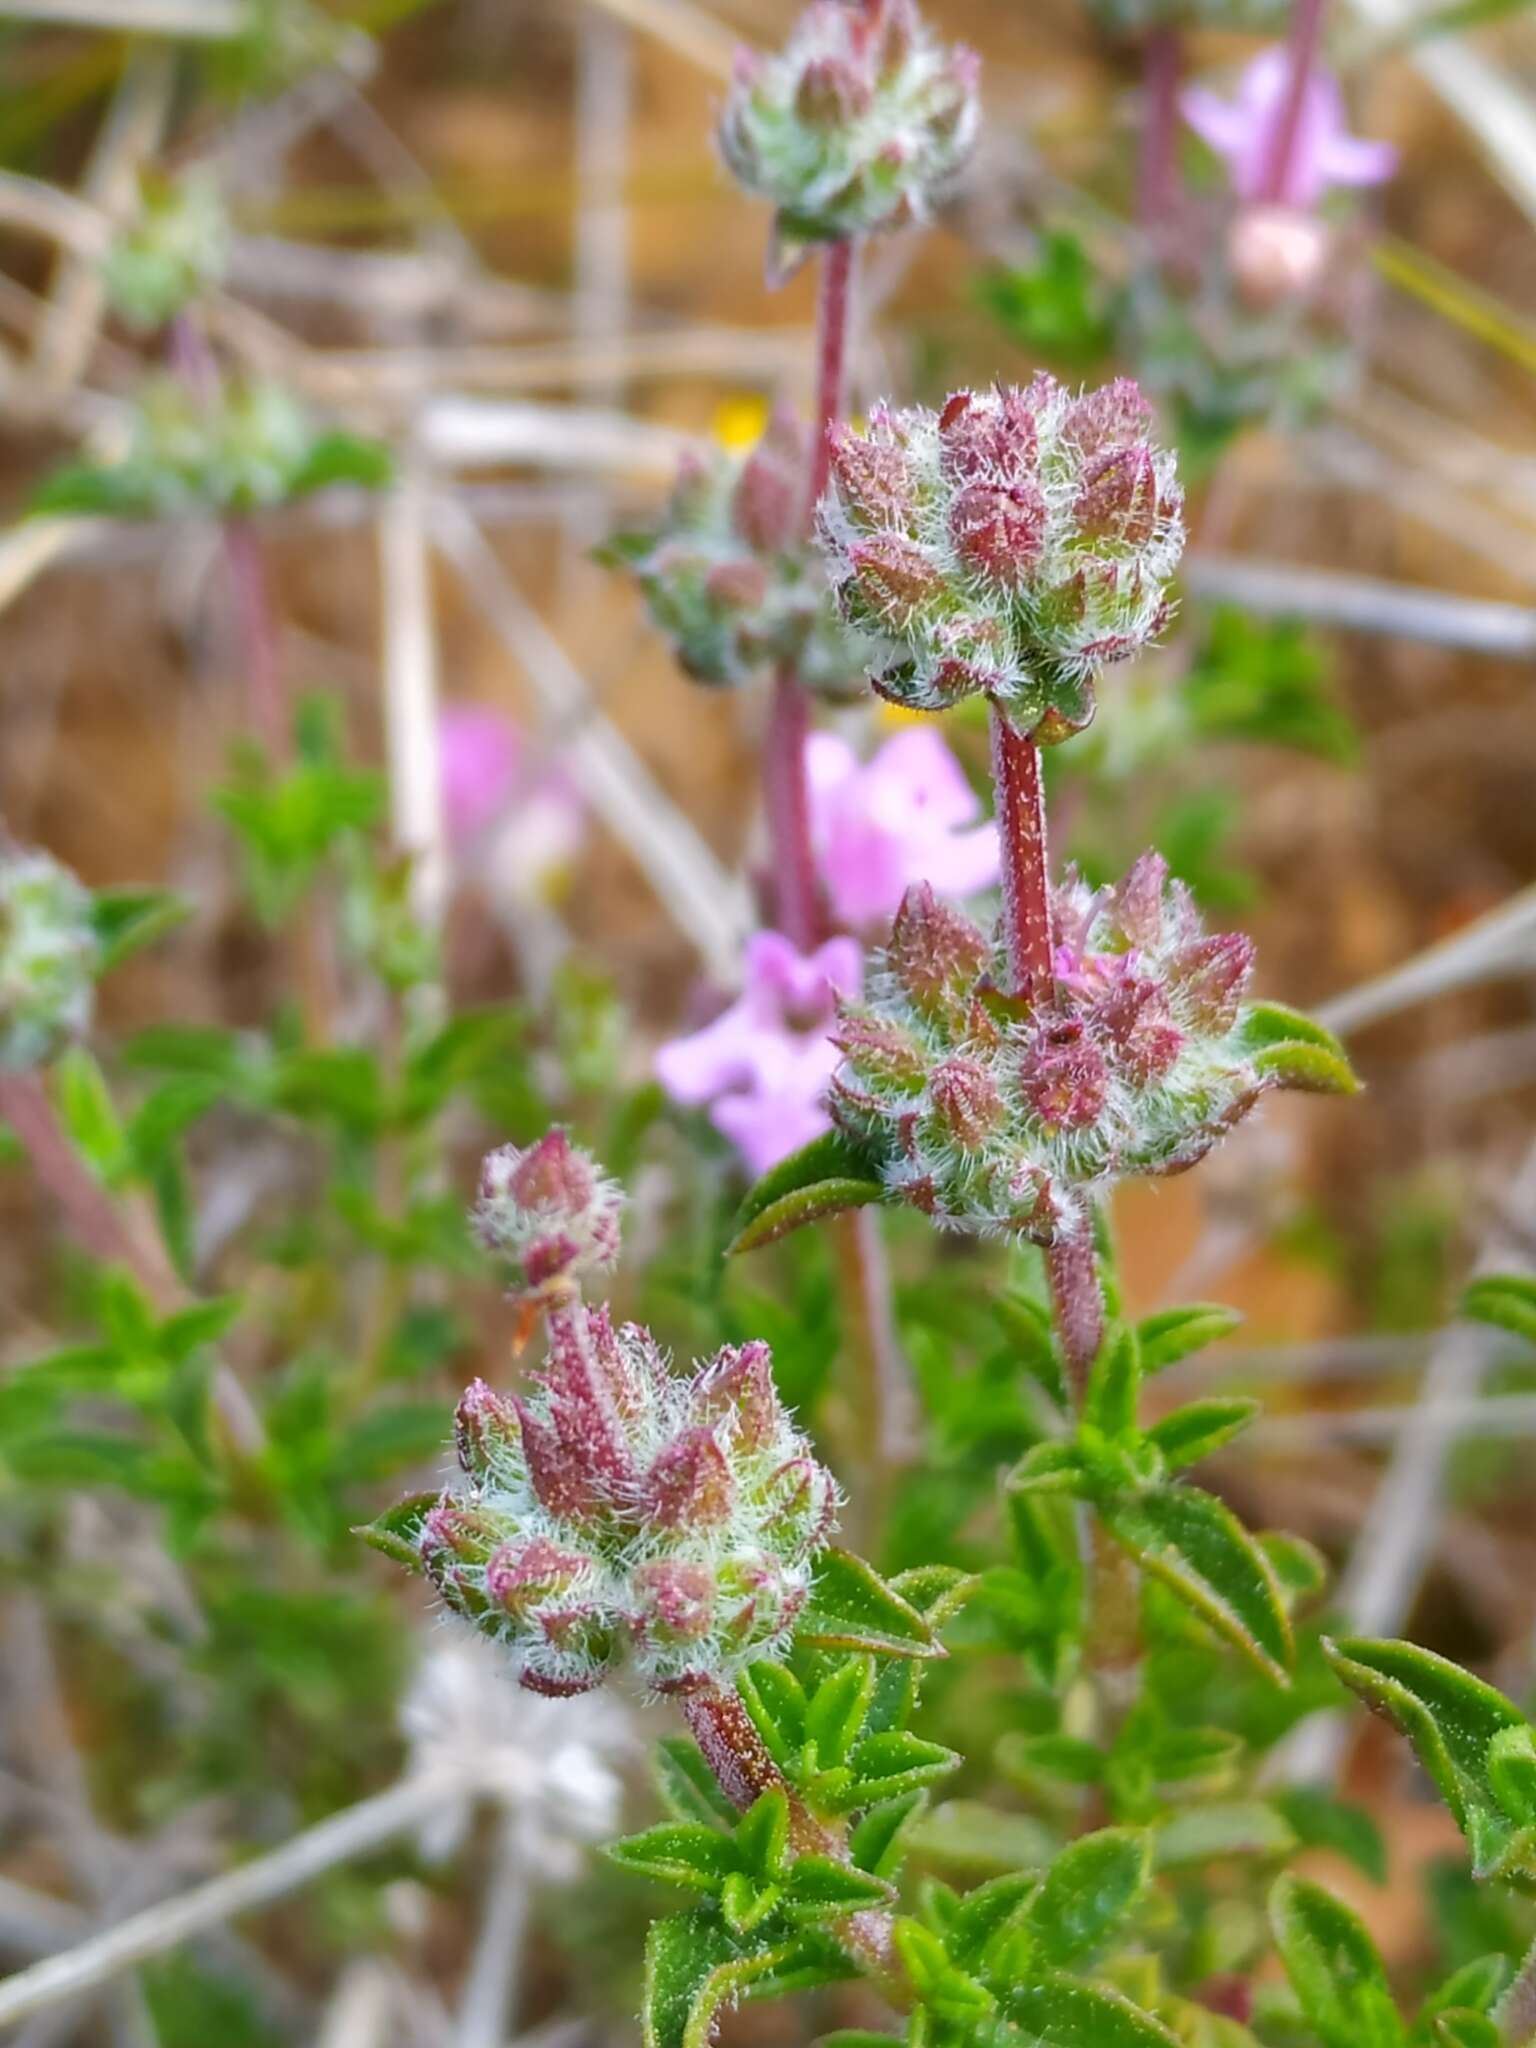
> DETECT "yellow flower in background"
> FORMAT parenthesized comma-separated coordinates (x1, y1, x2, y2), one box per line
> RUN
(712, 392, 771, 454)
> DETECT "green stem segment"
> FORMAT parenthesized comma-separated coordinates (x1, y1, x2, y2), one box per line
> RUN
(680, 1677, 904, 1995)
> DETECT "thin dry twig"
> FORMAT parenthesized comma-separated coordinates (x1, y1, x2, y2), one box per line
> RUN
(0, 1771, 466, 2033)
(1185, 553, 1536, 659)
(584, 0, 742, 77)
(455, 1810, 535, 2048)
(431, 499, 751, 982)
(379, 466, 448, 930)
(1316, 884, 1536, 1037)
(0, 0, 242, 29)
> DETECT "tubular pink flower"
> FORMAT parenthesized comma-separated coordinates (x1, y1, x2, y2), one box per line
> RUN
(655, 932, 863, 1174)
(1182, 49, 1396, 210)
(805, 729, 999, 929)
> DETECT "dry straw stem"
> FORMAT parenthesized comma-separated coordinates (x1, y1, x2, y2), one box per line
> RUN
(379, 467, 448, 930)
(1317, 883, 1536, 1036)
(1185, 553, 1536, 659)
(29, 46, 173, 404)
(0, 1769, 468, 2032)
(0, 0, 242, 28)
(584, 0, 741, 78)
(1278, 1138, 1536, 1787)
(432, 499, 750, 983)
(1256, 1393, 1536, 1449)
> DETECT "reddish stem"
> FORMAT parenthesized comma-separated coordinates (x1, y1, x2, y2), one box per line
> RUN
(0, 1069, 266, 1457)
(679, 1678, 903, 1992)
(988, 703, 1054, 994)
(223, 516, 285, 762)
(1138, 26, 1184, 233)
(1047, 1232, 1104, 1402)
(761, 238, 857, 948)
(803, 237, 855, 532)
(1259, 0, 1327, 205)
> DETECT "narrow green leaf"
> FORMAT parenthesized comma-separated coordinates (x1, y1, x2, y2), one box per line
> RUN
(54, 1047, 127, 1182)
(89, 886, 188, 971)
(641, 1912, 798, 2048)
(656, 1739, 739, 1828)
(1154, 1801, 1296, 1868)
(1022, 1827, 1151, 1967)
(1487, 1725, 1536, 1825)
(1459, 1275, 1536, 1348)
(1270, 1874, 1406, 2048)
(1322, 1637, 1529, 1879)
(1432, 2013, 1502, 2048)
(609, 1825, 736, 1894)
(720, 1872, 781, 1935)
(798, 1550, 941, 1658)
(1240, 1001, 1353, 1057)
(738, 1663, 808, 1768)
(830, 1732, 959, 1813)
(1146, 1399, 1259, 1471)
(892, 1920, 993, 2021)
(728, 1178, 885, 1254)
(1137, 1303, 1243, 1374)
(727, 1130, 886, 1255)
(781, 1854, 893, 1921)
(1102, 1483, 1293, 1683)
(906, 1801, 1058, 1879)
(849, 1791, 927, 1879)
(1270, 1788, 1386, 1884)
(1085, 1328, 1141, 1440)
(1253, 1040, 1360, 1096)
(733, 1790, 790, 1882)
(1422, 1955, 1509, 2023)
(1006, 1441, 1090, 1496)
(353, 1492, 435, 1570)
(805, 1658, 876, 1770)
(995, 1292, 1067, 1407)
(1003, 1971, 1177, 2047)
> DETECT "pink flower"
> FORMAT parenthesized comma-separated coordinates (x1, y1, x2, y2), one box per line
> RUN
(441, 706, 522, 844)
(806, 729, 1000, 929)
(655, 932, 863, 1176)
(1182, 49, 1396, 210)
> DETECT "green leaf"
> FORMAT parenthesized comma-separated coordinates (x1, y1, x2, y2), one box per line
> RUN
(781, 1854, 893, 1921)
(798, 1550, 942, 1658)
(720, 1872, 781, 1936)
(1154, 1801, 1296, 1868)
(1432, 2013, 1502, 2048)
(1022, 1828, 1151, 1967)
(609, 1825, 736, 1894)
(995, 1291, 1066, 1406)
(1422, 1955, 1509, 2023)
(1323, 1637, 1531, 1880)
(1262, 1531, 1331, 1606)
(156, 1297, 243, 1364)
(353, 1492, 435, 1570)
(1146, 1399, 1259, 1471)
(1007, 1441, 1090, 1496)
(1137, 1303, 1243, 1374)
(1084, 1327, 1141, 1440)
(892, 1920, 993, 2021)
(1271, 1788, 1386, 1884)
(1239, 1004, 1359, 1095)
(656, 1739, 739, 1828)
(805, 1658, 876, 1770)
(287, 429, 393, 498)
(89, 886, 188, 972)
(906, 1801, 1058, 1879)
(849, 1791, 926, 1879)
(1270, 1874, 1406, 2048)
(1102, 1483, 1293, 1683)
(726, 1131, 886, 1255)
(733, 1790, 790, 1881)
(1459, 1275, 1536, 1348)
(737, 1663, 807, 1769)
(1487, 1725, 1536, 1826)
(53, 1047, 127, 1182)
(832, 1732, 959, 1812)
(1003, 1972, 1177, 2047)
(641, 1911, 799, 2048)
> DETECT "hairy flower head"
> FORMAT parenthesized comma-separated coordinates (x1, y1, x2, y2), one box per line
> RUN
(475, 1130, 625, 1305)
(830, 854, 1341, 1245)
(719, 0, 980, 277)
(816, 377, 1184, 736)
(0, 847, 99, 1071)
(419, 1313, 838, 1697)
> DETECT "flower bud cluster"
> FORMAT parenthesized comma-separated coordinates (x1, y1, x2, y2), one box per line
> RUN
(830, 855, 1275, 1246)
(475, 1129, 625, 1305)
(32, 378, 390, 521)
(103, 174, 229, 333)
(0, 847, 99, 1071)
(719, 0, 980, 274)
(418, 1309, 839, 1697)
(816, 378, 1185, 737)
(612, 411, 864, 696)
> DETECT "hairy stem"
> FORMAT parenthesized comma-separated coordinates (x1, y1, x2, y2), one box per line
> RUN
(988, 704, 1054, 992)
(0, 1068, 265, 1459)
(1046, 1233, 1103, 1407)
(803, 237, 855, 531)
(763, 663, 821, 951)
(1138, 26, 1184, 232)
(1259, 0, 1327, 205)
(679, 1678, 903, 1994)
(1498, 1931, 1536, 2046)
(223, 516, 285, 762)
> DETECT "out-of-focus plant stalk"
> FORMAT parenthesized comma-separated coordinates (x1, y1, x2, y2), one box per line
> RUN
(1260, 0, 1327, 203)
(1138, 26, 1184, 232)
